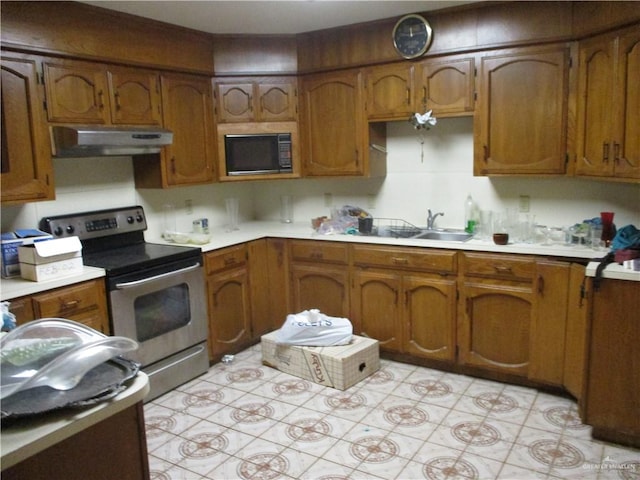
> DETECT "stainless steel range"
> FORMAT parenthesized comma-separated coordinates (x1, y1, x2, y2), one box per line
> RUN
(40, 206, 209, 402)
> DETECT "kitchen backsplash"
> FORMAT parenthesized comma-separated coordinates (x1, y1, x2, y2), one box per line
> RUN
(2, 117, 638, 236)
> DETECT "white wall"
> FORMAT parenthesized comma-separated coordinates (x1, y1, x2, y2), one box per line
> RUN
(2, 117, 639, 236)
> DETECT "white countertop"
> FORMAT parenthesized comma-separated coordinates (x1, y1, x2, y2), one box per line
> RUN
(148, 220, 607, 259)
(2, 220, 629, 301)
(0, 372, 149, 470)
(586, 261, 640, 281)
(0, 266, 105, 301)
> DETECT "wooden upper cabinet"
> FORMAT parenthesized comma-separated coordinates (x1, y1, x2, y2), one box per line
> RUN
(300, 69, 366, 176)
(43, 60, 110, 124)
(160, 74, 215, 186)
(474, 44, 569, 175)
(107, 69, 162, 125)
(1, 55, 54, 204)
(418, 56, 475, 117)
(575, 26, 640, 181)
(364, 56, 475, 121)
(43, 59, 163, 126)
(215, 78, 297, 123)
(365, 63, 414, 120)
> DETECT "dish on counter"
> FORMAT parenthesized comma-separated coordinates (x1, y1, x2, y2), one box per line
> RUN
(164, 231, 211, 245)
(0, 318, 138, 400)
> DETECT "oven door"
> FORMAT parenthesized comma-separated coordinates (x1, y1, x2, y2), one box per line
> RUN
(108, 256, 207, 367)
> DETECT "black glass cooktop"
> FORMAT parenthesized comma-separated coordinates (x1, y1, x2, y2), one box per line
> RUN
(82, 242, 201, 276)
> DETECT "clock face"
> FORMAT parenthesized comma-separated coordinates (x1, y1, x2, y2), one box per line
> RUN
(392, 14, 433, 59)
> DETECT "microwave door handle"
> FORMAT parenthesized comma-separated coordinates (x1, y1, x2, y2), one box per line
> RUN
(115, 263, 201, 289)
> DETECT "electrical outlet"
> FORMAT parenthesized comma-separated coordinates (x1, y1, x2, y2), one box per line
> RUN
(185, 199, 193, 214)
(519, 195, 530, 213)
(324, 193, 333, 208)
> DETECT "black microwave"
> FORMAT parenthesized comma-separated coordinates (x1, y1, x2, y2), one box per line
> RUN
(224, 133, 292, 175)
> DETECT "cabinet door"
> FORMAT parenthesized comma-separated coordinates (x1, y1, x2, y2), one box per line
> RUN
(365, 63, 414, 120)
(459, 282, 533, 376)
(576, 27, 640, 181)
(1, 56, 54, 204)
(161, 74, 215, 185)
(43, 60, 110, 123)
(575, 36, 616, 177)
(584, 279, 640, 446)
(290, 264, 349, 319)
(475, 46, 569, 175)
(300, 70, 365, 175)
(563, 263, 589, 400)
(418, 56, 475, 116)
(107, 69, 162, 125)
(614, 29, 640, 180)
(258, 81, 297, 121)
(351, 269, 402, 353)
(529, 260, 570, 386)
(216, 83, 254, 123)
(404, 274, 457, 362)
(207, 267, 252, 358)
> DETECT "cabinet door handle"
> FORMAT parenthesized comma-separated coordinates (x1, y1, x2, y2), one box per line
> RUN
(97, 90, 105, 110)
(537, 275, 545, 294)
(224, 257, 237, 266)
(392, 257, 408, 265)
(170, 157, 176, 174)
(603, 142, 610, 163)
(310, 251, 323, 260)
(248, 95, 253, 112)
(483, 145, 489, 163)
(613, 142, 620, 164)
(493, 265, 513, 274)
(406, 87, 411, 105)
(422, 86, 427, 106)
(114, 91, 121, 110)
(61, 299, 80, 310)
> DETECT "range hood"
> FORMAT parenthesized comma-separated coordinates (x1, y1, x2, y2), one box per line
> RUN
(51, 126, 173, 157)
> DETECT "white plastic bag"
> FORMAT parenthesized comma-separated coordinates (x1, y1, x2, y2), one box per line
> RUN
(276, 309, 352, 346)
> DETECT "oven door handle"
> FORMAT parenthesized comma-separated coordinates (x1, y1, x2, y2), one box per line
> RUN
(114, 263, 201, 289)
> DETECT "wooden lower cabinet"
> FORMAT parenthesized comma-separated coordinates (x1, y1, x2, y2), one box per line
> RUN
(289, 240, 350, 318)
(563, 263, 590, 400)
(2, 402, 149, 480)
(351, 269, 403, 353)
(459, 253, 570, 385)
(583, 277, 640, 448)
(8, 279, 110, 334)
(351, 244, 457, 359)
(205, 244, 252, 360)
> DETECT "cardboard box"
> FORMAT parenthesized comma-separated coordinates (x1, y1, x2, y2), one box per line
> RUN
(1, 229, 53, 278)
(261, 331, 380, 390)
(18, 236, 83, 282)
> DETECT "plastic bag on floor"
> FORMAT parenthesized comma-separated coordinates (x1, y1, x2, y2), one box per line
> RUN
(276, 309, 352, 346)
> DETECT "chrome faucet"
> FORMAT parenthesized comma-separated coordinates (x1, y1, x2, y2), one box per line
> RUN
(427, 209, 444, 229)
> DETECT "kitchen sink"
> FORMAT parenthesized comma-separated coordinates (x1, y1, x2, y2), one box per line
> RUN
(411, 229, 473, 242)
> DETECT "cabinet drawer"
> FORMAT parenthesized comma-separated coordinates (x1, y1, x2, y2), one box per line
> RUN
(462, 252, 535, 281)
(290, 240, 349, 264)
(31, 280, 105, 318)
(205, 244, 247, 274)
(353, 245, 457, 273)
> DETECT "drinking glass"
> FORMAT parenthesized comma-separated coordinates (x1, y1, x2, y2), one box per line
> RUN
(600, 212, 615, 247)
(225, 198, 239, 231)
(280, 195, 293, 223)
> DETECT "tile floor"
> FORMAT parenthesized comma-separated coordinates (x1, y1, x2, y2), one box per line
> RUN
(144, 344, 640, 480)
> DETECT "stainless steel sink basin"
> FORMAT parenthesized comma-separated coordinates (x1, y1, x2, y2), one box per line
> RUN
(411, 229, 473, 242)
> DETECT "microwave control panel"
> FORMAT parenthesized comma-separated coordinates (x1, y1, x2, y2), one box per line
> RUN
(278, 134, 292, 171)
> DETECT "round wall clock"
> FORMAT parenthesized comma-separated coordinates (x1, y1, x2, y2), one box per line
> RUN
(392, 14, 433, 60)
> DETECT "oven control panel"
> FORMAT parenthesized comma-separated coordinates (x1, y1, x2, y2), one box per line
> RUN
(40, 206, 148, 240)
